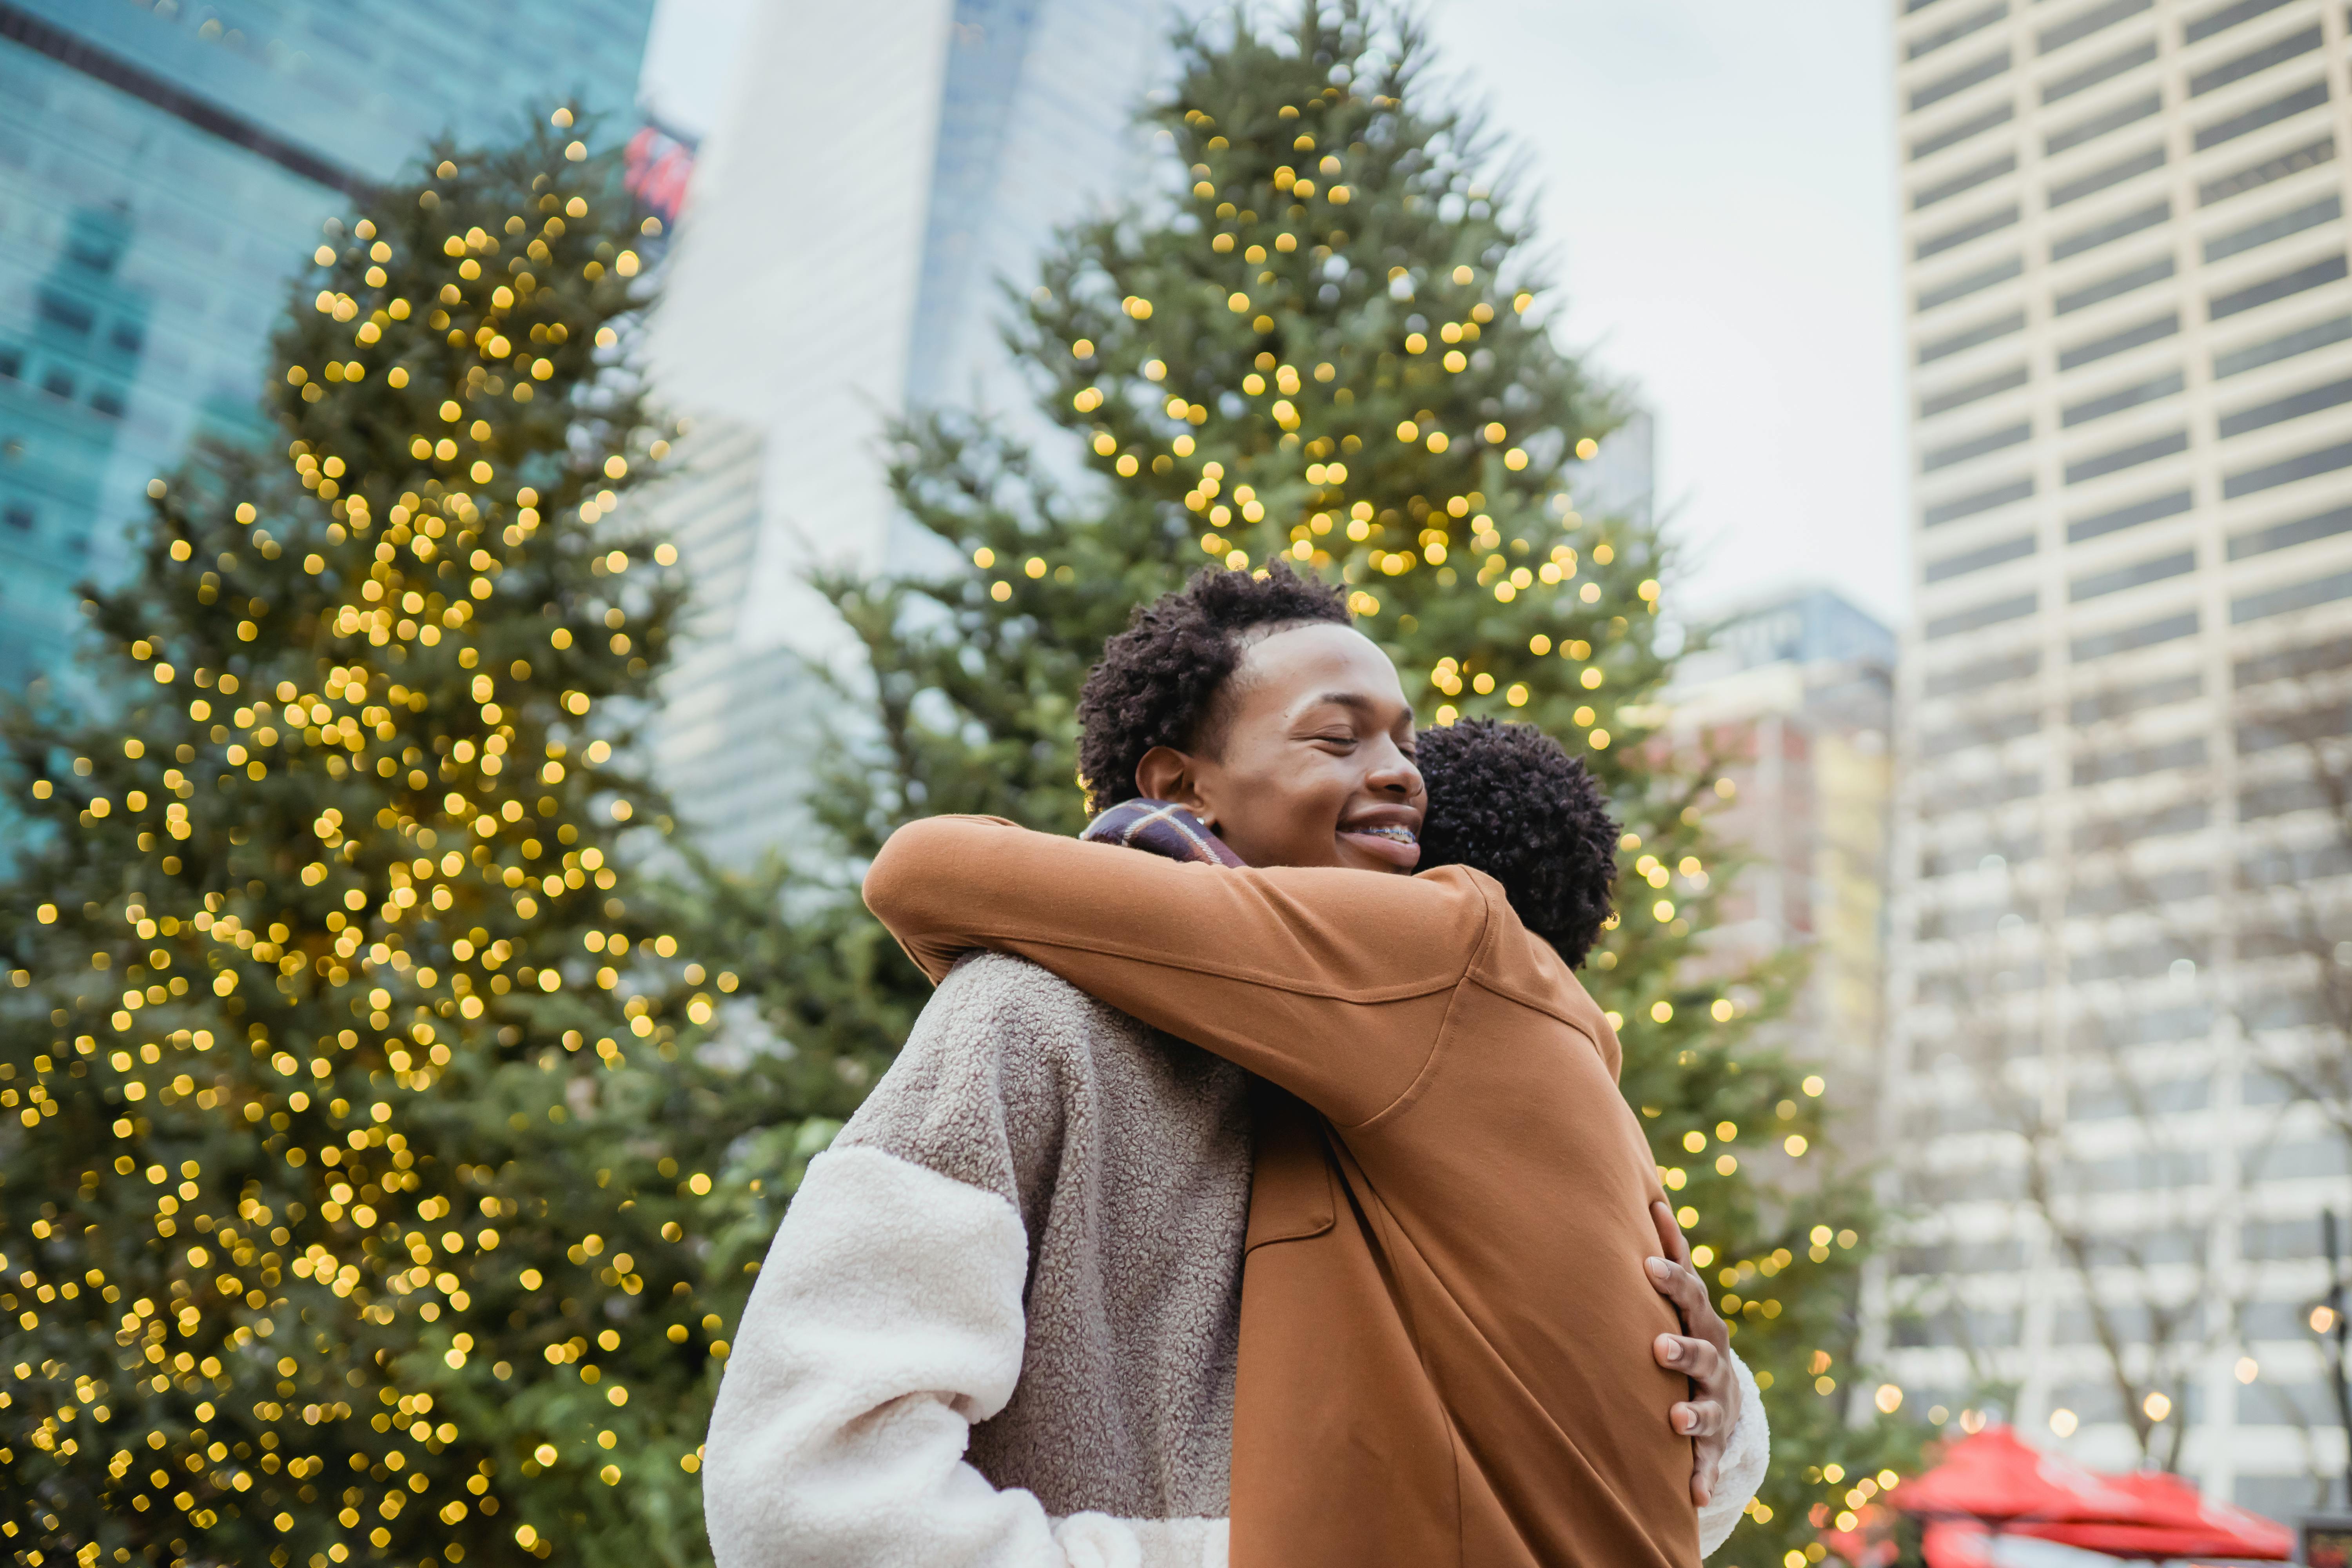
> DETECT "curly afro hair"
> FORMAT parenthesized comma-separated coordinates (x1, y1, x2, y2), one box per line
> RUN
(1415, 718, 1621, 967)
(1077, 561, 1350, 809)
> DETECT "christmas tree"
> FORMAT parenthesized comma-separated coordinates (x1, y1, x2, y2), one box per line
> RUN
(767, 4, 1916, 1560)
(0, 114, 784, 1568)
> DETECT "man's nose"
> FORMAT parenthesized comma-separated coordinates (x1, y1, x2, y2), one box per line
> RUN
(1367, 746, 1422, 797)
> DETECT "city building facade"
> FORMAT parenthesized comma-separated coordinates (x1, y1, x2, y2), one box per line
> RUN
(0, 0, 655, 693)
(1663, 588, 1897, 1106)
(642, 0, 1194, 862)
(1881, 0, 2352, 1513)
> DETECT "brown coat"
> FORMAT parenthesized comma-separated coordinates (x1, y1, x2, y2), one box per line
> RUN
(866, 816, 1700, 1568)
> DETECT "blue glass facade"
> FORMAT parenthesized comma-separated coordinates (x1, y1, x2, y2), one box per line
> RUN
(902, 0, 1171, 414)
(0, 0, 654, 689)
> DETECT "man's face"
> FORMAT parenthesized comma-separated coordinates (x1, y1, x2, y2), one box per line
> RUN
(1138, 623, 1425, 873)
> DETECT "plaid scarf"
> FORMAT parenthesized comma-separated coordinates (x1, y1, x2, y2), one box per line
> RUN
(1080, 799, 1246, 868)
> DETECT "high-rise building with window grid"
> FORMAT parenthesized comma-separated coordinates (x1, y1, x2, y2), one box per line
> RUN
(643, 0, 1194, 862)
(0, 0, 656, 695)
(1878, 0, 2352, 1512)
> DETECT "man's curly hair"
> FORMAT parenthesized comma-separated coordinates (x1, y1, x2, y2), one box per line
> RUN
(1077, 562, 1350, 809)
(1416, 718, 1621, 967)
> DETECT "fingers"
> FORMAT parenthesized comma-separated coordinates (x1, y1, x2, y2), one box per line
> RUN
(1690, 1440, 1723, 1507)
(1650, 1200, 1692, 1267)
(1645, 1256, 1723, 1344)
(1671, 1398, 1728, 1439)
(1654, 1332, 1724, 1386)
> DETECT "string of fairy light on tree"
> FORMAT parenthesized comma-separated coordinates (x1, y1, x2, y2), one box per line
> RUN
(0, 109, 757, 1568)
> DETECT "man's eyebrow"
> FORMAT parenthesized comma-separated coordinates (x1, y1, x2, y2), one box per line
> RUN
(1301, 691, 1414, 728)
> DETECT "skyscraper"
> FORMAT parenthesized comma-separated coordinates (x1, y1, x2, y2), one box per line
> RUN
(0, 0, 655, 690)
(1882, 0, 2352, 1511)
(644, 0, 1192, 861)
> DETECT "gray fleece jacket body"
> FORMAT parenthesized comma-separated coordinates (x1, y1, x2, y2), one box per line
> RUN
(703, 953, 1249, 1566)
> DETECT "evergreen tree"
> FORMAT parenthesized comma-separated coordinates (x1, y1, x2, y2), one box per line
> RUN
(765, 4, 1916, 1560)
(0, 114, 779, 1568)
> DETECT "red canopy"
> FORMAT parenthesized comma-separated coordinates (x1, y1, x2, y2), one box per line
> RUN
(1896, 1428, 2290, 1563)
(1894, 1427, 2150, 1527)
(2014, 1472, 2292, 1561)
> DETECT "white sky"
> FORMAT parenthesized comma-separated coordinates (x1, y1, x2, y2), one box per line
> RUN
(639, 0, 1912, 629)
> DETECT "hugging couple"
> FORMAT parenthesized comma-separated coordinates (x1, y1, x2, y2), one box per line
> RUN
(703, 563, 1769, 1567)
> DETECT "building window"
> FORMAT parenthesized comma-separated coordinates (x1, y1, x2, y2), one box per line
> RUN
(2040, 0, 2152, 57)
(2187, 23, 2321, 98)
(2228, 501, 2352, 561)
(34, 292, 93, 336)
(2, 503, 31, 531)
(1920, 256, 2025, 313)
(1925, 474, 2036, 526)
(1915, 152, 2018, 210)
(2231, 567, 2352, 623)
(1913, 48, 2014, 113)
(89, 388, 126, 420)
(109, 320, 145, 356)
(2207, 253, 2348, 320)
(2065, 429, 2189, 485)
(2071, 608, 2198, 661)
(2047, 89, 2161, 156)
(2069, 547, 2196, 601)
(2205, 193, 2340, 263)
(2184, 0, 2295, 46)
(2214, 312, 2352, 379)
(1913, 100, 2016, 161)
(1924, 421, 2034, 473)
(2220, 432, 2352, 501)
(2047, 143, 2166, 208)
(1918, 203, 2023, 260)
(1922, 362, 2030, 417)
(2198, 134, 2336, 207)
(2054, 255, 2175, 315)
(2061, 369, 2185, 427)
(1927, 591, 2038, 639)
(2218, 375, 2352, 439)
(1921, 309, 2027, 365)
(2194, 78, 2328, 153)
(2042, 39, 2155, 105)
(2058, 309, 2178, 371)
(0, 348, 19, 380)
(42, 370, 73, 400)
(2067, 486, 2192, 542)
(2051, 197, 2170, 261)
(1925, 530, 2037, 582)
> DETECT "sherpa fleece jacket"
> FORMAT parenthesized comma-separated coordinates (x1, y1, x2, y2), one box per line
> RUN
(703, 951, 1251, 1567)
(866, 815, 1769, 1568)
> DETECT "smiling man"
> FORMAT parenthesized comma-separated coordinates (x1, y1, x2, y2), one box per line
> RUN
(703, 566, 1764, 1568)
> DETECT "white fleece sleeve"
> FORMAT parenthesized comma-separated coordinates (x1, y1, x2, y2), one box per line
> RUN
(1696, 1348, 1771, 1559)
(703, 1145, 1225, 1568)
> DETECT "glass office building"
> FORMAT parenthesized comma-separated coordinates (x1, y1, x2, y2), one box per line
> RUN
(0, 0, 655, 691)
(643, 0, 1191, 864)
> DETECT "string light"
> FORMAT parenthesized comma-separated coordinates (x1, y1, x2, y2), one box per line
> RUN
(0, 118, 753, 1565)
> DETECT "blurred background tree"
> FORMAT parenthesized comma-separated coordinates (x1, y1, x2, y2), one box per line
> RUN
(741, 3, 1916, 1559)
(0, 116, 797, 1568)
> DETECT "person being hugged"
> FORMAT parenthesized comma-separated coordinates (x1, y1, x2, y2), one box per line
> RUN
(704, 564, 1764, 1568)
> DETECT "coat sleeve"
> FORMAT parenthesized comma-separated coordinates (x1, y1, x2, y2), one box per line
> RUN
(701, 1143, 1070, 1568)
(862, 815, 1481, 1127)
(1696, 1349, 1772, 1559)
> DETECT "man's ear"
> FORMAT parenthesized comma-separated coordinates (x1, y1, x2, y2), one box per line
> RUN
(1135, 746, 1211, 820)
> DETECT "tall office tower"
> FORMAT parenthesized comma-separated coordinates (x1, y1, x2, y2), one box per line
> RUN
(1664, 588, 1896, 1102)
(643, 0, 1193, 860)
(1882, 0, 2352, 1511)
(0, 0, 655, 693)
